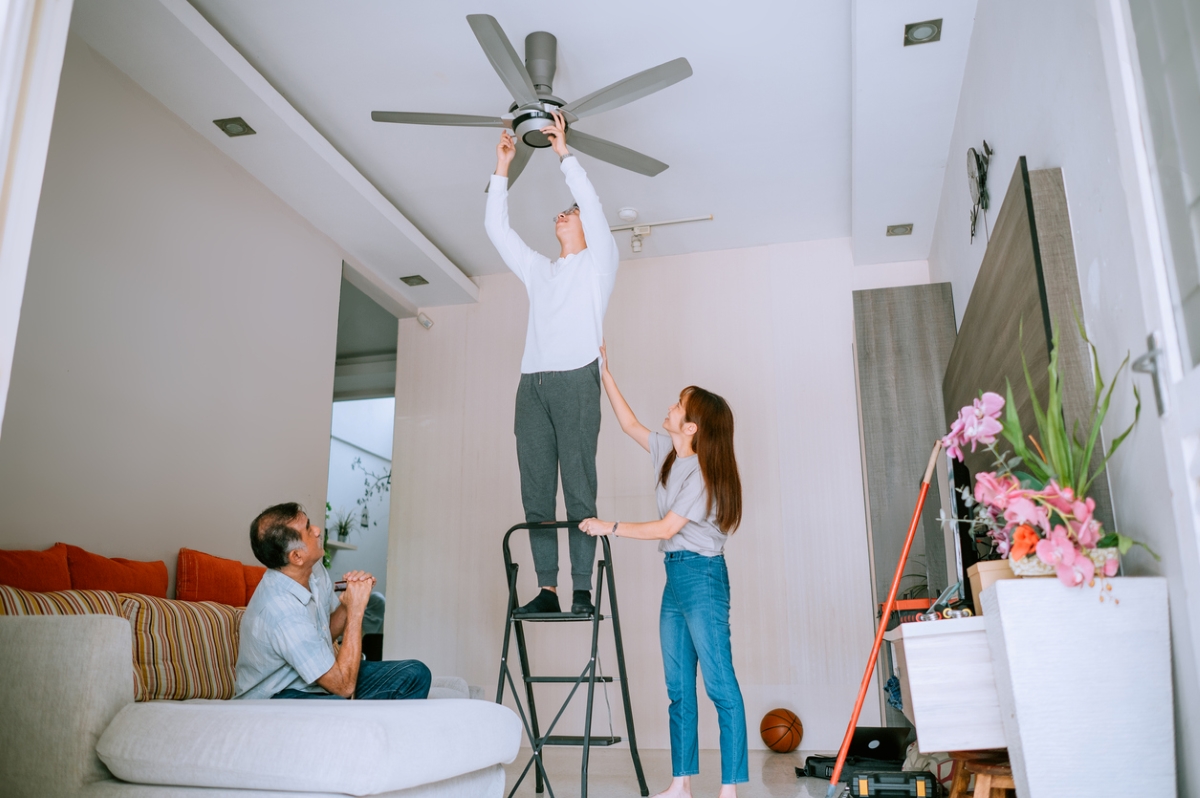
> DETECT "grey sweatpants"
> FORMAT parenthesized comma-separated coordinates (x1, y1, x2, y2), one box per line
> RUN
(515, 359, 600, 592)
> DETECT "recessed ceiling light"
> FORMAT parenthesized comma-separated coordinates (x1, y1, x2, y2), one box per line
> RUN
(400, 274, 429, 286)
(887, 224, 914, 236)
(617, 207, 638, 222)
(212, 117, 256, 137)
(904, 19, 942, 46)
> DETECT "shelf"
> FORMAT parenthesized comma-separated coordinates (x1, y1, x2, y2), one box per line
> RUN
(325, 540, 357, 551)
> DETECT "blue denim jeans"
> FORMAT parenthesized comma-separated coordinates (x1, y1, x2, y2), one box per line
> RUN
(660, 551, 748, 785)
(272, 659, 432, 700)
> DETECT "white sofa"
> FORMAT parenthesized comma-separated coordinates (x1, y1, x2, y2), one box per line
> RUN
(0, 615, 521, 797)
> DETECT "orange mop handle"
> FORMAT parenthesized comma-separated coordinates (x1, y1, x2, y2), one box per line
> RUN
(827, 441, 942, 797)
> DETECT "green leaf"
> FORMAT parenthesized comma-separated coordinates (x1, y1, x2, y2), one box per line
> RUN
(1116, 533, 1134, 556)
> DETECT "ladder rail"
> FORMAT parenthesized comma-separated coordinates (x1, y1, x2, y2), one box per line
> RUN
(497, 521, 649, 798)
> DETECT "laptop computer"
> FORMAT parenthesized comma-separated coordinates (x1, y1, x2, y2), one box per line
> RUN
(848, 726, 913, 761)
(798, 727, 914, 781)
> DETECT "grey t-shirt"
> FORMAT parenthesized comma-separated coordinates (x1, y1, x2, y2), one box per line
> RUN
(650, 431, 728, 556)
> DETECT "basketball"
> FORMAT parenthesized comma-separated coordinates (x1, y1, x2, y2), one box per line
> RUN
(760, 708, 803, 753)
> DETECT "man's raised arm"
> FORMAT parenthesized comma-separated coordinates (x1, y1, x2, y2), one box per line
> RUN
(485, 130, 539, 284)
(546, 112, 618, 274)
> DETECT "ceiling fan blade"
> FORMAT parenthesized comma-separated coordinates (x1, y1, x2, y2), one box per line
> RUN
(466, 14, 540, 108)
(371, 111, 508, 127)
(484, 139, 534, 192)
(562, 57, 692, 119)
(566, 129, 668, 176)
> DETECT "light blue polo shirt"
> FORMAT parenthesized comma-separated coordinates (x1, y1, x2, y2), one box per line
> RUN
(234, 564, 339, 699)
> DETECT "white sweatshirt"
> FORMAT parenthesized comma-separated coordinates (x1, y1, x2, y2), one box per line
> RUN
(485, 155, 619, 374)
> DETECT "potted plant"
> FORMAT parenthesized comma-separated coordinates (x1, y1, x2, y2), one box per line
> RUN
(940, 322, 1154, 587)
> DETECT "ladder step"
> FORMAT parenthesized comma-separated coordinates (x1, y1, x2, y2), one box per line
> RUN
(510, 612, 606, 622)
(541, 735, 622, 747)
(525, 675, 614, 683)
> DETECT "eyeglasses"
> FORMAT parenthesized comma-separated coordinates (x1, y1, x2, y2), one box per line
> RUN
(553, 204, 580, 223)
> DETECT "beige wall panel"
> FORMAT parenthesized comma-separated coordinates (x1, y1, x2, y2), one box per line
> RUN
(387, 238, 928, 750)
(0, 36, 343, 592)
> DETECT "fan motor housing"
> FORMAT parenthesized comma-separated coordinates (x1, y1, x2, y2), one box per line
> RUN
(512, 104, 563, 148)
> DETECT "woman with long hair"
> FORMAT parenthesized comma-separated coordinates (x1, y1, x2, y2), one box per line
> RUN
(580, 345, 747, 798)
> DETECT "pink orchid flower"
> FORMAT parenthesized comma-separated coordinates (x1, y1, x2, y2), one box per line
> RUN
(1039, 481, 1076, 517)
(961, 392, 1005, 450)
(958, 407, 1001, 452)
(940, 417, 966, 461)
(1005, 496, 1050, 534)
(1036, 527, 1093, 587)
(1103, 557, 1119, 577)
(974, 472, 1024, 510)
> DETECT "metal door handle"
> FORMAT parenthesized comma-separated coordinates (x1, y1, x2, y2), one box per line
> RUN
(1131, 332, 1167, 416)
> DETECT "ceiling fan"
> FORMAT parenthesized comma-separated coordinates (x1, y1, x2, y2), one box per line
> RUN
(371, 14, 692, 187)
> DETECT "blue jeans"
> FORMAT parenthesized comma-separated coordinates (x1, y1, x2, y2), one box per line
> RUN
(272, 659, 432, 700)
(660, 551, 748, 785)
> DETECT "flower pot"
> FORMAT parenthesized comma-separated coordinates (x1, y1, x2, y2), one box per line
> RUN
(1006, 546, 1118, 578)
(967, 560, 1020, 613)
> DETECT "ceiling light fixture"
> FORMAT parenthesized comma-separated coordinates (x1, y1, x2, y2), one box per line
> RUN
(887, 224, 914, 236)
(212, 117, 256, 137)
(611, 214, 714, 254)
(904, 19, 942, 46)
(400, 274, 429, 286)
(617, 207, 638, 222)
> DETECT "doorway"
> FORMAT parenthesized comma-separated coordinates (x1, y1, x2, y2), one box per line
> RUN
(326, 276, 398, 656)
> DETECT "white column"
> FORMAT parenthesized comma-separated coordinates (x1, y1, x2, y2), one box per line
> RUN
(0, 0, 74, 439)
(983, 577, 1174, 795)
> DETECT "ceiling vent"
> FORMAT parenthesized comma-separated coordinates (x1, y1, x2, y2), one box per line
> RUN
(887, 224, 914, 236)
(212, 117, 255, 137)
(904, 19, 942, 46)
(400, 274, 429, 286)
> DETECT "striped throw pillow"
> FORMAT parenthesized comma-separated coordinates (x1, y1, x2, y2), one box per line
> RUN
(0, 584, 124, 616)
(120, 594, 244, 702)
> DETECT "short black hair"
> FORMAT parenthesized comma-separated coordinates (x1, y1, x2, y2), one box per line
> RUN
(249, 502, 307, 569)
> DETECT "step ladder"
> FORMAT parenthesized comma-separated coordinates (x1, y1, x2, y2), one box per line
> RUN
(496, 521, 649, 798)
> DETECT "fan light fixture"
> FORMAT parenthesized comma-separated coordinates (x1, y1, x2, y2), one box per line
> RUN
(371, 15, 692, 188)
(400, 274, 429, 286)
(213, 117, 255, 137)
(887, 224, 914, 236)
(904, 19, 942, 46)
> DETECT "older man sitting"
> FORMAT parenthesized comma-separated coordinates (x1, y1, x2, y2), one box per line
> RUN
(235, 502, 430, 701)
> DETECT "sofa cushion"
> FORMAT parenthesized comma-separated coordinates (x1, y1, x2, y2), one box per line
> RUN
(244, 563, 267, 600)
(175, 548, 247, 605)
(67, 545, 168, 597)
(0, 584, 124, 616)
(0, 542, 71, 591)
(120, 593, 243, 701)
(96, 699, 522, 796)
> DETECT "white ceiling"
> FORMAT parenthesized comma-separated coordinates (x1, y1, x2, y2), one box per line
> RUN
(851, 0, 978, 265)
(69, 0, 978, 305)
(183, 0, 854, 276)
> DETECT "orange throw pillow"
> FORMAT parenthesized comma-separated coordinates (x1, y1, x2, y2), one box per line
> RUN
(66, 545, 168, 597)
(0, 542, 71, 591)
(175, 548, 246, 606)
(243, 564, 267, 602)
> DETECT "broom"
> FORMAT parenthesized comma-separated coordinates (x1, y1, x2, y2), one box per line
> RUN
(826, 441, 942, 798)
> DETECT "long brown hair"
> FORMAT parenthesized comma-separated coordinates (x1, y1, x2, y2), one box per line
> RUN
(658, 386, 743, 533)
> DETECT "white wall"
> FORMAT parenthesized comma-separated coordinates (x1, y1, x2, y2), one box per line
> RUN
(927, 0, 1200, 787)
(386, 238, 929, 751)
(0, 35, 343, 593)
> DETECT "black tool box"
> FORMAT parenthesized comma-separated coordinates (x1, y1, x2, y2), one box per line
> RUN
(844, 770, 941, 797)
(797, 755, 905, 781)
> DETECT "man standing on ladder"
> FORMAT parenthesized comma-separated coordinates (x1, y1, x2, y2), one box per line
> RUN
(485, 109, 618, 617)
